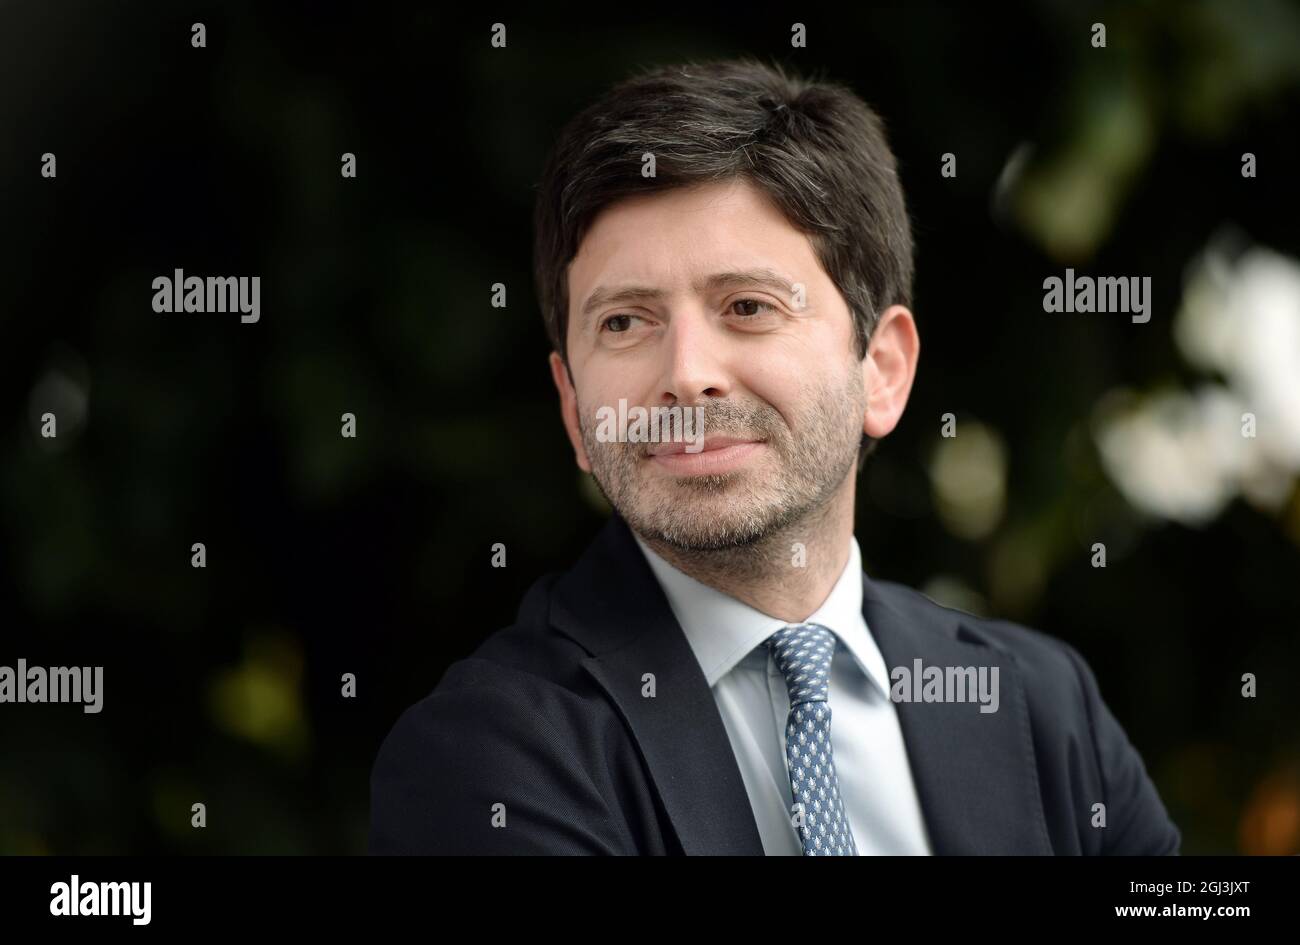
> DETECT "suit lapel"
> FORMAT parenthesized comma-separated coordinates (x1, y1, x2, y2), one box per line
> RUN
(862, 575, 1055, 854)
(549, 514, 766, 855)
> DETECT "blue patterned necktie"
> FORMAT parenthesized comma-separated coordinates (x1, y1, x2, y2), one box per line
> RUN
(765, 623, 859, 856)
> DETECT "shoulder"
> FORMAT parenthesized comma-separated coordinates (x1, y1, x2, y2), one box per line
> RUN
(871, 576, 1091, 695)
(868, 576, 1115, 770)
(871, 578, 1180, 854)
(367, 579, 638, 853)
(372, 586, 614, 777)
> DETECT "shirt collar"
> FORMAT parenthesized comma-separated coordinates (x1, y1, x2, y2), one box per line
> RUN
(633, 532, 891, 697)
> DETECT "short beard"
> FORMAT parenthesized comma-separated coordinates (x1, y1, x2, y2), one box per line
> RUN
(577, 365, 865, 556)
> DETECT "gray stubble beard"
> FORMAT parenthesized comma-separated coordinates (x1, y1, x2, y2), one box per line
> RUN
(577, 365, 865, 568)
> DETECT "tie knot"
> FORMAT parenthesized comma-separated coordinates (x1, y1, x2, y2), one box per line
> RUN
(764, 623, 837, 705)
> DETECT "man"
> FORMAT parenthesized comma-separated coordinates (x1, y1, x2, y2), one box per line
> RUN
(369, 57, 1181, 855)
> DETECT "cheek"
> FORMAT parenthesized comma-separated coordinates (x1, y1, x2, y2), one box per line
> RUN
(579, 363, 660, 413)
(739, 333, 820, 387)
(735, 358, 804, 422)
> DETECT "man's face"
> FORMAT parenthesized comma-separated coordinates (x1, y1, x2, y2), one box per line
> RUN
(552, 178, 869, 551)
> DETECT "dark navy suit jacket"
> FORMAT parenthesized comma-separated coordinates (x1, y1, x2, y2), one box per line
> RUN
(369, 513, 1181, 855)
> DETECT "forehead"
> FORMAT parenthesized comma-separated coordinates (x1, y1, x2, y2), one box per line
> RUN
(566, 178, 823, 321)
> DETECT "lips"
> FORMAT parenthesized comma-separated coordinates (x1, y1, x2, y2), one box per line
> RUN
(645, 435, 761, 456)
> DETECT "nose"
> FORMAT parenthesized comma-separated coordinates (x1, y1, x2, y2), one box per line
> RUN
(655, 307, 731, 406)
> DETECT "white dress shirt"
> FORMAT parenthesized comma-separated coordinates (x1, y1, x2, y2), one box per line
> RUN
(633, 534, 933, 855)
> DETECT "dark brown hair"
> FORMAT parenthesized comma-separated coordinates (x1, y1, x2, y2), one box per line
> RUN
(532, 56, 914, 462)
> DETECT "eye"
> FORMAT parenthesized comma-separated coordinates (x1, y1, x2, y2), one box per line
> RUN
(729, 298, 778, 318)
(600, 313, 641, 333)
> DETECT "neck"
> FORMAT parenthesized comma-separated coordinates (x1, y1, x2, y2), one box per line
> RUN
(639, 480, 856, 623)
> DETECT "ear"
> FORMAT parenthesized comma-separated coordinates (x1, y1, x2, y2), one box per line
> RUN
(860, 304, 920, 439)
(549, 351, 592, 472)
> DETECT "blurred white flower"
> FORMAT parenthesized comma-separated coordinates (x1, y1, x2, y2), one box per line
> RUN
(1094, 240, 1300, 524)
(1176, 244, 1300, 468)
(1094, 386, 1252, 525)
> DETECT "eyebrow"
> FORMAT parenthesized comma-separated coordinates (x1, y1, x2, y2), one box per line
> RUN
(579, 268, 797, 322)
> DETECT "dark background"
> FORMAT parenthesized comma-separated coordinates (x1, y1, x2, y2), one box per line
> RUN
(2, 0, 1298, 854)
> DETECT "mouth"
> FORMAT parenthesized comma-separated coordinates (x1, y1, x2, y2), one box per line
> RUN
(645, 436, 765, 475)
(646, 435, 759, 456)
